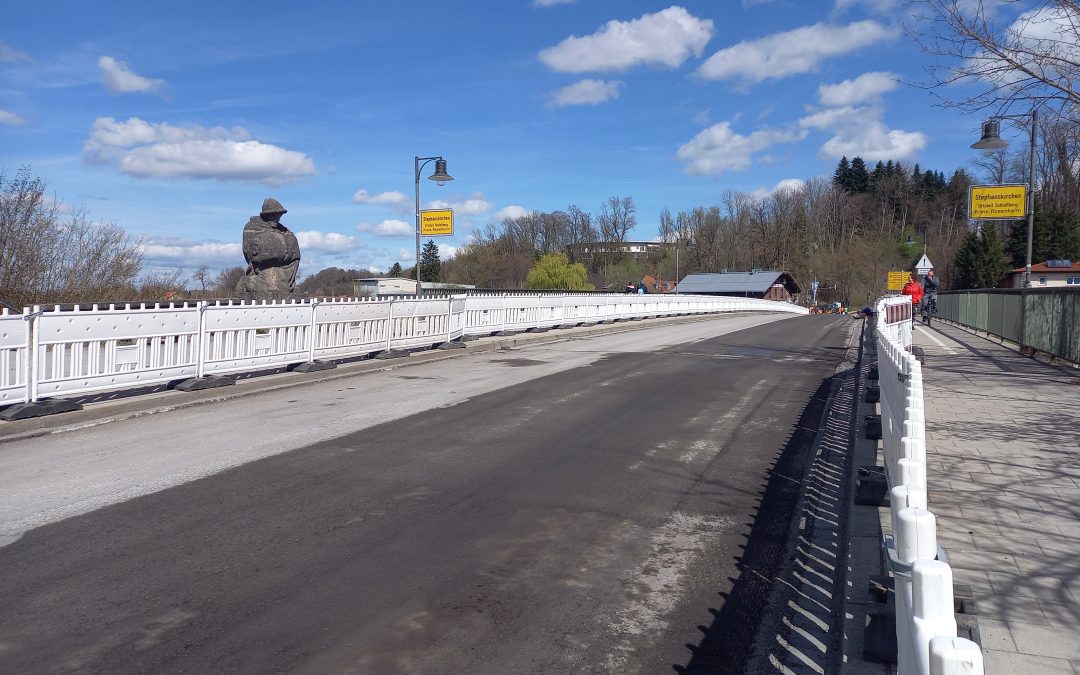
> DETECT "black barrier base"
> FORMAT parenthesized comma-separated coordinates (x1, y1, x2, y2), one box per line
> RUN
(0, 398, 83, 421)
(865, 386, 880, 403)
(376, 349, 408, 360)
(290, 360, 337, 373)
(864, 414, 882, 439)
(863, 605, 898, 663)
(173, 376, 235, 392)
(856, 465, 890, 506)
(438, 341, 467, 350)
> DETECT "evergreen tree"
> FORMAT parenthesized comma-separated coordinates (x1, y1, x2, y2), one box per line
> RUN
(1007, 197, 1080, 267)
(388, 262, 403, 277)
(850, 157, 870, 193)
(833, 156, 851, 190)
(956, 223, 1010, 288)
(419, 239, 441, 283)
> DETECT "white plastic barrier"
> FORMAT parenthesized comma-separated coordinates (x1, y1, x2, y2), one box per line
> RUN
(874, 295, 982, 675)
(201, 300, 313, 376)
(312, 298, 391, 360)
(0, 293, 806, 410)
(0, 309, 30, 405)
(34, 303, 201, 398)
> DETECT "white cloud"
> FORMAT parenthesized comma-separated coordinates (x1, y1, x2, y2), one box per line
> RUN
(819, 125, 927, 161)
(539, 6, 713, 73)
(140, 241, 243, 265)
(750, 179, 805, 200)
(800, 81, 926, 161)
(295, 230, 365, 253)
(0, 110, 26, 126)
(495, 205, 530, 221)
(774, 178, 806, 193)
(697, 21, 897, 84)
(356, 219, 414, 237)
(398, 248, 415, 262)
(352, 189, 409, 205)
(426, 197, 493, 215)
(99, 56, 167, 95)
(549, 79, 623, 107)
(676, 122, 807, 176)
(440, 244, 462, 259)
(84, 117, 316, 184)
(818, 71, 897, 107)
(0, 40, 30, 63)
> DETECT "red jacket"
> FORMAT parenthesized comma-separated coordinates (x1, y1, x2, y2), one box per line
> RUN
(902, 280, 924, 305)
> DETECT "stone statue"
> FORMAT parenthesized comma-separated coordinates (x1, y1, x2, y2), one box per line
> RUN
(236, 198, 301, 296)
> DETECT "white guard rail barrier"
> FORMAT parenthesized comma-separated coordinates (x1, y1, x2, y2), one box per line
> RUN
(0, 309, 31, 406)
(874, 296, 983, 675)
(1, 293, 805, 408)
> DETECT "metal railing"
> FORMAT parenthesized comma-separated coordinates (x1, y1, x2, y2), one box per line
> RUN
(0, 294, 805, 409)
(938, 288, 1079, 363)
(874, 296, 983, 675)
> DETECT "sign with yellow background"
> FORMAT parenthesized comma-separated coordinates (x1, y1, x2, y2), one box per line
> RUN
(887, 271, 907, 291)
(420, 209, 454, 236)
(969, 184, 1027, 220)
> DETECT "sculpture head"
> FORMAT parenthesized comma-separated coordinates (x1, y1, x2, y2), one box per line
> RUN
(260, 197, 287, 221)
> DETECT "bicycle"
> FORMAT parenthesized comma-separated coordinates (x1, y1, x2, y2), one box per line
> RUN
(920, 295, 937, 326)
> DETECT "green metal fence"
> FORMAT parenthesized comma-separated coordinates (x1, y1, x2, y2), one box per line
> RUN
(938, 289, 1080, 363)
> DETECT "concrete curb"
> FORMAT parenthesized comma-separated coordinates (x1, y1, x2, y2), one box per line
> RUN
(0, 312, 775, 444)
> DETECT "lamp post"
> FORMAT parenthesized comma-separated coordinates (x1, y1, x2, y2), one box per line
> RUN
(414, 156, 453, 295)
(971, 109, 1037, 287)
(674, 235, 693, 295)
(972, 110, 1037, 352)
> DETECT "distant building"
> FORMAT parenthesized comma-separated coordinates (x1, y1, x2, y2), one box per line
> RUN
(352, 277, 476, 296)
(676, 271, 801, 302)
(565, 240, 673, 266)
(642, 274, 676, 293)
(999, 260, 1080, 288)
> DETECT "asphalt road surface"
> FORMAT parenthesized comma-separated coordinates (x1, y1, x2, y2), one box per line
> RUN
(0, 314, 854, 674)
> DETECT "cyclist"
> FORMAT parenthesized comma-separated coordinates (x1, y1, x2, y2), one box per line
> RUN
(921, 269, 939, 324)
(901, 273, 923, 323)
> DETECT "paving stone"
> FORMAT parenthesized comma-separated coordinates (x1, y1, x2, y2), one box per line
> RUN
(984, 649, 1073, 675)
(1009, 620, 1080, 660)
(1037, 599, 1080, 628)
(973, 593, 1050, 625)
(977, 619, 1018, 653)
(987, 572, 1071, 603)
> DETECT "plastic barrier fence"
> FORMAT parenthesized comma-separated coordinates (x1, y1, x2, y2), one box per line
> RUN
(874, 295, 983, 675)
(1, 293, 806, 409)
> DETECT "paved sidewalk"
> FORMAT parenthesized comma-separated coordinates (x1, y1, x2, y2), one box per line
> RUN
(913, 321, 1080, 674)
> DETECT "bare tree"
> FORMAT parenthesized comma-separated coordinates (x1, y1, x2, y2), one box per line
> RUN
(191, 265, 212, 295)
(214, 266, 246, 296)
(0, 167, 143, 308)
(913, 0, 1080, 122)
(597, 196, 636, 242)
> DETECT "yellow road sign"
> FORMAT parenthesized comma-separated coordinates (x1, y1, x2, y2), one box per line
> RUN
(420, 209, 454, 236)
(970, 184, 1027, 219)
(887, 271, 907, 291)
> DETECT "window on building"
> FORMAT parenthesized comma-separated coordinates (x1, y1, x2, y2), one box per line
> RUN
(1067, 276, 1080, 285)
(1039, 275, 1047, 285)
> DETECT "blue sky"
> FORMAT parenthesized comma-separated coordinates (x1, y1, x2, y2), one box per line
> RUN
(0, 0, 1019, 279)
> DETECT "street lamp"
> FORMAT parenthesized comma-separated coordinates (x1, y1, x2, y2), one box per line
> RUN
(674, 235, 693, 295)
(414, 156, 453, 295)
(971, 110, 1037, 287)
